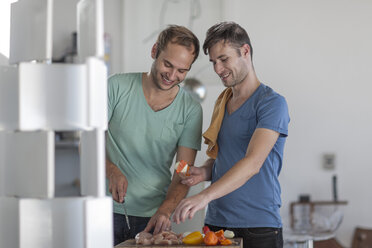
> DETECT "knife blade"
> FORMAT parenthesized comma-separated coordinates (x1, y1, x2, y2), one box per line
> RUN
(123, 201, 130, 230)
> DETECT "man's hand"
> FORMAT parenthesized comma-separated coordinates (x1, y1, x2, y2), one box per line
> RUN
(180, 159, 214, 186)
(106, 160, 128, 203)
(179, 166, 207, 186)
(143, 209, 172, 235)
(172, 193, 210, 224)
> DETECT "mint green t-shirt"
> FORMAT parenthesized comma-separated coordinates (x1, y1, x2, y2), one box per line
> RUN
(106, 72, 202, 217)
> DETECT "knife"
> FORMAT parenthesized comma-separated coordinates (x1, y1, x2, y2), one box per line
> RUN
(123, 200, 130, 230)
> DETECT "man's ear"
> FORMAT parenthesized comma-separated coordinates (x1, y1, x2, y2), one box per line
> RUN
(151, 43, 158, 59)
(241, 44, 251, 58)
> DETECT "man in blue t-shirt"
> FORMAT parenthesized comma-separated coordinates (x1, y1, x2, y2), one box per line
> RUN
(173, 22, 290, 248)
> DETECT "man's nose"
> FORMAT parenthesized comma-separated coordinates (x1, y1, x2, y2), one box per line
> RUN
(214, 62, 223, 75)
(168, 69, 178, 81)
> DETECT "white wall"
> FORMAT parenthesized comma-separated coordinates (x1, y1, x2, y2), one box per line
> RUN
(121, 0, 223, 79)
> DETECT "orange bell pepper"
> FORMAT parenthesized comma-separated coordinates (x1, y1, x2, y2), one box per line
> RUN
(219, 239, 233, 245)
(214, 230, 233, 246)
(215, 229, 225, 241)
(204, 231, 218, 246)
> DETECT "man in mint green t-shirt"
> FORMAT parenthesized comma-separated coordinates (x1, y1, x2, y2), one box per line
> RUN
(106, 25, 202, 245)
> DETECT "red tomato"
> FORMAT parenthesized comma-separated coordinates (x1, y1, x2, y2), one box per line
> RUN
(203, 225, 211, 234)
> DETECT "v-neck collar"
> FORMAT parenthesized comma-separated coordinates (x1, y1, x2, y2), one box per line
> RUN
(225, 83, 263, 117)
(139, 74, 181, 114)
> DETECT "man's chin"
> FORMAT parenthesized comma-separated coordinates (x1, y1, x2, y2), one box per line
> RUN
(156, 83, 175, 91)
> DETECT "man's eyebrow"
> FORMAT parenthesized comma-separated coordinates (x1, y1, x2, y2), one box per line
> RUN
(209, 55, 227, 62)
(164, 59, 191, 71)
(164, 59, 172, 66)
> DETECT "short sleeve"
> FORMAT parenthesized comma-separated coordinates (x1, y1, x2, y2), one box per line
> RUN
(256, 94, 290, 137)
(107, 74, 119, 122)
(178, 103, 203, 150)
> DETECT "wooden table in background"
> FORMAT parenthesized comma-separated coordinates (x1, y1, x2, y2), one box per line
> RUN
(115, 238, 243, 248)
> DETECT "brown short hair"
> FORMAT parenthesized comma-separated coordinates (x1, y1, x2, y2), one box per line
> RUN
(155, 25, 200, 63)
(203, 21, 253, 59)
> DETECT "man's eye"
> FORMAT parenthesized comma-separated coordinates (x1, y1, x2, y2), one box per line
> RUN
(221, 58, 228, 62)
(165, 62, 172, 67)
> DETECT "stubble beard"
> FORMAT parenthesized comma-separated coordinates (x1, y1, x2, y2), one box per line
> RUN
(151, 65, 180, 91)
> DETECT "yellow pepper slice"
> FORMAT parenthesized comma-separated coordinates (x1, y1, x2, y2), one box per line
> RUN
(182, 231, 204, 245)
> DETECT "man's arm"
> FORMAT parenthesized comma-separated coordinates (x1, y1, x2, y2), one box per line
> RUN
(173, 128, 280, 223)
(144, 146, 197, 234)
(106, 158, 128, 203)
(180, 157, 214, 187)
(201, 128, 279, 199)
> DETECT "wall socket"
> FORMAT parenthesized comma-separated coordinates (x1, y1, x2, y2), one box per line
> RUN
(322, 153, 336, 170)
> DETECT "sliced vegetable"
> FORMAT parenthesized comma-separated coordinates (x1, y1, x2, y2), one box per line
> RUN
(224, 230, 235, 239)
(219, 239, 233, 245)
(204, 231, 218, 246)
(175, 160, 189, 175)
(182, 231, 204, 245)
(215, 229, 226, 241)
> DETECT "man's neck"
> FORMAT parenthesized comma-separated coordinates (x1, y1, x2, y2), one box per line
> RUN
(226, 71, 260, 115)
(142, 72, 179, 112)
(231, 71, 260, 101)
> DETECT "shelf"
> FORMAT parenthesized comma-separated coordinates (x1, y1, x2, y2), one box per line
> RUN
(55, 140, 79, 149)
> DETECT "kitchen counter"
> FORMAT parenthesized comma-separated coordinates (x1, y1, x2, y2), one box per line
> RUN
(115, 238, 243, 248)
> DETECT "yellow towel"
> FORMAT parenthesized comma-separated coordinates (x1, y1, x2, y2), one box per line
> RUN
(202, 87, 233, 159)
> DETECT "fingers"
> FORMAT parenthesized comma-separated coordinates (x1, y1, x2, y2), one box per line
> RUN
(153, 216, 171, 235)
(112, 187, 119, 202)
(173, 195, 207, 224)
(146, 213, 172, 235)
(109, 181, 112, 193)
(188, 206, 198, 220)
(117, 184, 125, 203)
(179, 167, 204, 186)
(109, 170, 128, 203)
(111, 181, 126, 203)
(179, 205, 191, 223)
(172, 200, 189, 224)
(153, 220, 162, 235)
(181, 177, 195, 186)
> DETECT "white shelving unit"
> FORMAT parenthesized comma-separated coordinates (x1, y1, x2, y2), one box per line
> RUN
(0, 0, 112, 247)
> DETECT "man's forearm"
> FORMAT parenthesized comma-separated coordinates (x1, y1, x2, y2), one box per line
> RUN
(201, 158, 215, 181)
(156, 174, 189, 218)
(156, 146, 197, 217)
(106, 158, 117, 179)
(156, 158, 214, 217)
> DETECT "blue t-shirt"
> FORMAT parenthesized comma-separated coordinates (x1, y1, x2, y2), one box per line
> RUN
(205, 83, 290, 228)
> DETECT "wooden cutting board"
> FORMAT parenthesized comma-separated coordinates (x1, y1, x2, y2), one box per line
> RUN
(115, 238, 243, 248)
